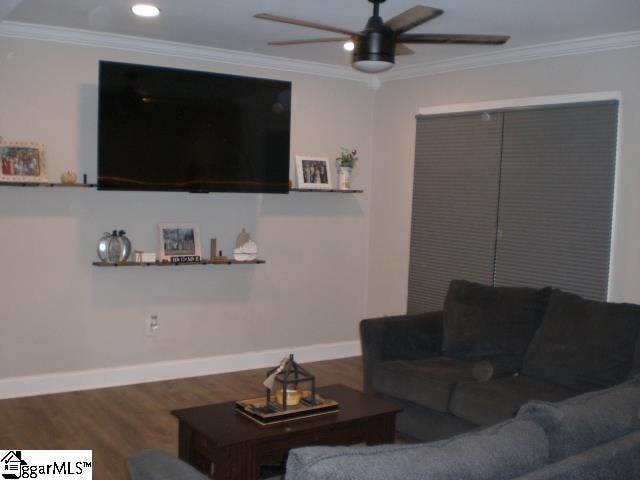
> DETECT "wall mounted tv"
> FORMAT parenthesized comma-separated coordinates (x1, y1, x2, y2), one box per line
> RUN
(98, 61, 291, 193)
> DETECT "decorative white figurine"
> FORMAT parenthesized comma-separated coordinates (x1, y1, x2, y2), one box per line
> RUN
(233, 229, 258, 261)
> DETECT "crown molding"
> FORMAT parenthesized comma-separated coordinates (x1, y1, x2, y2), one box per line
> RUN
(1, 22, 638, 87)
(0, 21, 375, 85)
(380, 30, 640, 82)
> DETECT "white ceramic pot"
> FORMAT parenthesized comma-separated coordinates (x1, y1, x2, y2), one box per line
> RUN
(337, 166, 352, 190)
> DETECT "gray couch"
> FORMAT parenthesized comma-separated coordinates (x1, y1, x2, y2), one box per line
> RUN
(361, 280, 640, 441)
(128, 377, 640, 479)
(285, 376, 640, 480)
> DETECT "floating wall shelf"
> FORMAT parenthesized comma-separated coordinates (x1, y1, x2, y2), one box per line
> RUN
(289, 188, 363, 193)
(1, 183, 362, 193)
(92, 259, 266, 267)
(0, 181, 97, 188)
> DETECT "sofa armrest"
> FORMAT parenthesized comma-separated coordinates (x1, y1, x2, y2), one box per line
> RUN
(360, 311, 443, 392)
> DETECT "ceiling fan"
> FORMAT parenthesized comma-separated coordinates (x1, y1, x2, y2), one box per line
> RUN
(255, 0, 509, 73)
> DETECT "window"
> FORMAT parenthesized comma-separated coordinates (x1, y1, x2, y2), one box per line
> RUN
(408, 101, 618, 313)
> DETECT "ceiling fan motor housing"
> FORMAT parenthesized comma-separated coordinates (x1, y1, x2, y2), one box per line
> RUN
(353, 26, 396, 64)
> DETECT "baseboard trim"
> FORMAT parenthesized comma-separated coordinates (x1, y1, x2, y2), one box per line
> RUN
(0, 340, 361, 400)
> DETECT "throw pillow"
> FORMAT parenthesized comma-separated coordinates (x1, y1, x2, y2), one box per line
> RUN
(442, 280, 551, 363)
(517, 376, 640, 462)
(522, 290, 640, 391)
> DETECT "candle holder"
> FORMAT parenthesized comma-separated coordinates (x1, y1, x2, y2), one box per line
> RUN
(265, 354, 317, 411)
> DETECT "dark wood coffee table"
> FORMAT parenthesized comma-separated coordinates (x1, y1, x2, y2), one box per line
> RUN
(172, 384, 402, 480)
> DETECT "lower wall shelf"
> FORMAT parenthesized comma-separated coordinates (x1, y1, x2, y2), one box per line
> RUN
(93, 259, 266, 267)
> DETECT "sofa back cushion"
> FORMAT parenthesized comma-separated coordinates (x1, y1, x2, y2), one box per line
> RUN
(523, 290, 640, 391)
(442, 280, 551, 363)
(285, 419, 549, 480)
(517, 376, 640, 462)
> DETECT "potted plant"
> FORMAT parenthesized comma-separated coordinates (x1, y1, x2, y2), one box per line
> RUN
(336, 147, 358, 190)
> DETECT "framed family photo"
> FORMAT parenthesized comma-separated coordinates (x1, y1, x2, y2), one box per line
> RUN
(0, 140, 47, 183)
(295, 156, 332, 190)
(158, 223, 202, 262)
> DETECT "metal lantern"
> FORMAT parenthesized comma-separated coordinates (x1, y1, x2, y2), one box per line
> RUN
(265, 354, 317, 411)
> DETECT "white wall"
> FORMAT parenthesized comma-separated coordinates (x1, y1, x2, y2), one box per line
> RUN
(3, 33, 639, 395)
(368, 47, 640, 317)
(0, 37, 375, 384)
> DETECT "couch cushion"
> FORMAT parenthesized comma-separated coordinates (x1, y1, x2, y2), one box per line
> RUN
(517, 376, 640, 462)
(442, 280, 551, 363)
(450, 375, 576, 426)
(372, 357, 477, 412)
(511, 430, 640, 480)
(523, 290, 640, 391)
(285, 419, 549, 480)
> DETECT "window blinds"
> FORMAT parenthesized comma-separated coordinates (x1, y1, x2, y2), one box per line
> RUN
(408, 112, 504, 313)
(409, 100, 618, 312)
(493, 102, 618, 300)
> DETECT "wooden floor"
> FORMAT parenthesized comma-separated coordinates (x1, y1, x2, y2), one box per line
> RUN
(0, 356, 362, 480)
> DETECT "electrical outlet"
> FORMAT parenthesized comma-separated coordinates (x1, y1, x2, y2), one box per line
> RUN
(147, 315, 159, 336)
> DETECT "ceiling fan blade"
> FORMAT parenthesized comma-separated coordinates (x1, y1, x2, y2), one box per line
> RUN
(254, 13, 359, 37)
(268, 37, 351, 46)
(398, 33, 510, 45)
(395, 43, 415, 55)
(385, 6, 443, 34)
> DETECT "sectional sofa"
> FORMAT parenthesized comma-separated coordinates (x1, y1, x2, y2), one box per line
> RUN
(285, 376, 640, 479)
(361, 280, 640, 441)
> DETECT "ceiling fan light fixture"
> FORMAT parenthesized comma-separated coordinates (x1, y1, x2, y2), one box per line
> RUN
(343, 40, 355, 51)
(352, 30, 395, 73)
(131, 4, 160, 18)
(352, 59, 394, 73)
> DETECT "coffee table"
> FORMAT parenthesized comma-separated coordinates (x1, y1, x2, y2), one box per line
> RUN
(172, 384, 402, 480)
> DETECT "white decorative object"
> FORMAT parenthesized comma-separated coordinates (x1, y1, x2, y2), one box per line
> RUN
(60, 170, 78, 184)
(134, 251, 157, 263)
(233, 229, 258, 261)
(233, 240, 258, 261)
(337, 167, 352, 190)
(336, 147, 357, 190)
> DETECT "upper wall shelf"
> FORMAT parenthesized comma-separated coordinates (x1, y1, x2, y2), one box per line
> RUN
(0, 181, 97, 188)
(289, 188, 363, 193)
(0, 183, 363, 193)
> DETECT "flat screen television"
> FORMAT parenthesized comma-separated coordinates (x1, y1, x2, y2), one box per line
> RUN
(97, 61, 291, 193)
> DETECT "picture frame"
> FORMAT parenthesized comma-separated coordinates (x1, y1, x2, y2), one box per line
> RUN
(0, 140, 47, 183)
(158, 223, 202, 262)
(295, 156, 332, 190)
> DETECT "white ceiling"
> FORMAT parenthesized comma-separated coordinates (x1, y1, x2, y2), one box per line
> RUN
(2, 0, 640, 68)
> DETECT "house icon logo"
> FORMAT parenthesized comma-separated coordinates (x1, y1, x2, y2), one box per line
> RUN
(1, 451, 26, 479)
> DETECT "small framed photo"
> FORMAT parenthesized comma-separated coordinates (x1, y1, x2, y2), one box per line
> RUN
(158, 223, 202, 262)
(0, 140, 47, 183)
(295, 156, 332, 190)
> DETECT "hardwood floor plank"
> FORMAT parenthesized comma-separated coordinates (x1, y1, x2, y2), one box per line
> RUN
(0, 356, 362, 480)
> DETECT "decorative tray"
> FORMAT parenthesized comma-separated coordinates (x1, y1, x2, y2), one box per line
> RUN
(235, 393, 339, 425)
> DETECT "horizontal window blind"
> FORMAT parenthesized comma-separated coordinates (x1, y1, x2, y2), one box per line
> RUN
(408, 112, 503, 313)
(493, 102, 618, 300)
